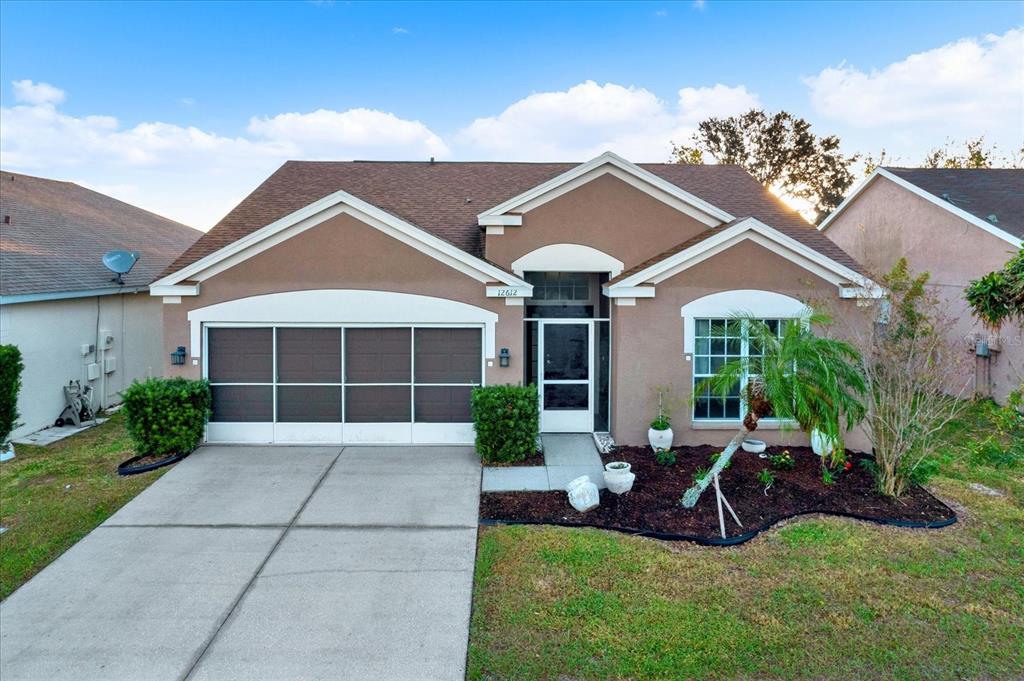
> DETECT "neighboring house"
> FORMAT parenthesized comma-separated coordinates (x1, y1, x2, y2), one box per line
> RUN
(820, 167, 1024, 404)
(0, 171, 201, 439)
(153, 152, 879, 449)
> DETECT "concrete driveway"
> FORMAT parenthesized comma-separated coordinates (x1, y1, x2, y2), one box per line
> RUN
(0, 445, 481, 681)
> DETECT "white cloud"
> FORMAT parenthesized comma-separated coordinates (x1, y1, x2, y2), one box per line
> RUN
(806, 28, 1023, 138)
(1, 84, 449, 228)
(392, 26, 410, 34)
(12, 79, 65, 106)
(456, 80, 758, 160)
(247, 108, 448, 158)
(692, 0, 706, 10)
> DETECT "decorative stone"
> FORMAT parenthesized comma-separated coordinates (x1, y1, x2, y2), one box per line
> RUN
(811, 429, 838, 457)
(565, 475, 600, 512)
(603, 462, 635, 495)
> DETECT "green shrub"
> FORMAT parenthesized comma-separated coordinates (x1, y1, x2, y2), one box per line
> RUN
(471, 384, 539, 464)
(769, 450, 795, 470)
(0, 345, 24, 443)
(122, 377, 211, 457)
(655, 447, 676, 466)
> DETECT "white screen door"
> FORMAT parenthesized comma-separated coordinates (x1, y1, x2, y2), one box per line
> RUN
(539, 320, 592, 432)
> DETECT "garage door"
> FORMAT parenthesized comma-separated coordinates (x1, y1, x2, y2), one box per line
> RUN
(205, 325, 482, 444)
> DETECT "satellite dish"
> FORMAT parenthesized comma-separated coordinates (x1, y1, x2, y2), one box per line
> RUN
(102, 250, 140, 285)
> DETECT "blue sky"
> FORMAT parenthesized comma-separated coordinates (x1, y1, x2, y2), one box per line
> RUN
(1, 1, 1021, 229)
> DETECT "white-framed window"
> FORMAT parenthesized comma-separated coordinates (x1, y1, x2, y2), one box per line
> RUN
(692, 318, 791, 421)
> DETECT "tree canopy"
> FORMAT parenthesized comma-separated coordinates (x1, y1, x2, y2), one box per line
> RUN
(671, 109, 858, 224)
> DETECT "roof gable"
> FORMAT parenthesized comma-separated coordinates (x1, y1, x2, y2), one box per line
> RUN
(151, 187, 530, 295)
(606, 217, 879, 299)
(819, 167, 1024, 247)
(477, 152, 734, 227)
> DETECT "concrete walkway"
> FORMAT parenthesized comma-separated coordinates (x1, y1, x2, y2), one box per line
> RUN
(0, 445, 481, 681)
(482, 433, 606, 492)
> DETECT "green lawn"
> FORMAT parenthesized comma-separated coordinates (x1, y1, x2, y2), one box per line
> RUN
(469, 400, 1024, 681)
(0, 413, 169, 600)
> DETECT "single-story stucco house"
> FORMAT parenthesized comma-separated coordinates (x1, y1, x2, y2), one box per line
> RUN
(819, 167, 1023, 404)
(0, 171, 201, 439)
(152, 152, 880, 449)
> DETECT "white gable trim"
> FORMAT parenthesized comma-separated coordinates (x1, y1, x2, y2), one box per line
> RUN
(819, 168, 1023, 248)
(152, 189, 531, 295)
(605, 217, 881, 298)
(477, 151, 734, 228)
(680, 290, 809, 354)
(510, 243, 625, 277)
(188, 289, 499, 359)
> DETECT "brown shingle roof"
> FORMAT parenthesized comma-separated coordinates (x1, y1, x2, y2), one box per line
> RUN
(162, 160, 865, 277)
(1, 171, 201, 298)
(884, 167, 1024, 240)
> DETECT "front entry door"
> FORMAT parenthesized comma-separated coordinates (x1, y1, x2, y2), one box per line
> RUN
(539, 321, 592, 432)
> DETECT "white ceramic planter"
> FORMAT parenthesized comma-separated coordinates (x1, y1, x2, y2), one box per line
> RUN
(566, 475, 600, 512)
(811, 429, 838, 457)
(603, 462, 636, 495)
(648, 427, 673, 450)
(0, 443, 14, 463)
(741, 438, 766, 454)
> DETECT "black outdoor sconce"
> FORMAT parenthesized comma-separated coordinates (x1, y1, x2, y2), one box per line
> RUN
(170, 346, 187, 366)
(499, 348, 511, 367)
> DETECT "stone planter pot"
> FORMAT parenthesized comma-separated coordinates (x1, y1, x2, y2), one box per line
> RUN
(565, 475, 600, 513)
(648, 427, 673, 450)
(603, 462, 636, 495)
(811, 429, 838, 458)
(741, 438, 766, 454)
(0, 442, 14, 463)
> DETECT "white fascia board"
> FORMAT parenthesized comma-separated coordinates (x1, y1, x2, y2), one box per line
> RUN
(820, 168, 1023, 248)
(150, 283, 200, 297)
(476, 151, 734, 226)
(602, 285, 656, 298)
(479, 215, 522, 226)
(1, 286, 148, 305)
(153, 189, 529, 291)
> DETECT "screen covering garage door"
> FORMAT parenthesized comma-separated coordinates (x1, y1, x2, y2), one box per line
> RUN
(205, 326, 482, 444)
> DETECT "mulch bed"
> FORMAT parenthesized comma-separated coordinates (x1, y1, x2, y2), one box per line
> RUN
(480, 444, 955, 542)
(485, 451, 546, 467)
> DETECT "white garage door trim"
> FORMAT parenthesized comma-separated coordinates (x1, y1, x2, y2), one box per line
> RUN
(188, 289, 499, 359)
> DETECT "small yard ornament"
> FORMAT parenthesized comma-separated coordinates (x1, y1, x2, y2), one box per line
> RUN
(566, 475, 600, 512)
(603, 462, 635, 495)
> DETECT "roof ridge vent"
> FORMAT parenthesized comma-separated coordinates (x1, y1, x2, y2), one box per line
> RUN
(987, 214, 998, 224)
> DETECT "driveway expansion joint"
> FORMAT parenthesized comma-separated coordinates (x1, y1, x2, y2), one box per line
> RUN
(178, 447, 346, 681)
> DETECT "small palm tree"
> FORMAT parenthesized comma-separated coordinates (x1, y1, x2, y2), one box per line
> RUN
(681, 310, 867, 508)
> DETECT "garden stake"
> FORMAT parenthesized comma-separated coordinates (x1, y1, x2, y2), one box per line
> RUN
(713, 472, 742, 539)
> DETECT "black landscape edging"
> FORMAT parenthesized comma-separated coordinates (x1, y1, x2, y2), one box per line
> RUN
(479, 497, 958, 547)
(117, 451, 188, 476)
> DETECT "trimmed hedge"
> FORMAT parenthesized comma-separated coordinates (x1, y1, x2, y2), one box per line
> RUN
(122, 377, 211, 457)
(471, 384, 539, 464)
(0, 345, 24, 443)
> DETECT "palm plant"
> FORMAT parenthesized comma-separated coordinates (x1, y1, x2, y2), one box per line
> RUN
(681, 310, 867, 508)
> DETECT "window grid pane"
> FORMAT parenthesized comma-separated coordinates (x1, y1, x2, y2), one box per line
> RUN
(692, 317, 785, 421)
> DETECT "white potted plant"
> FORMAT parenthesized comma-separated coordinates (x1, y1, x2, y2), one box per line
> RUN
(647, 386, 678, 450)
(603, 461, 635, 495)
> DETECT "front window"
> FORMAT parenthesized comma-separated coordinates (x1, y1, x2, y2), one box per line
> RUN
(692, 318, 786, 420)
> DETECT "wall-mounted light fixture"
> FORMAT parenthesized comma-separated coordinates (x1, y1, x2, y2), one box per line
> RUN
(499, 347, 511, 367)
(170, 346, 187, 366)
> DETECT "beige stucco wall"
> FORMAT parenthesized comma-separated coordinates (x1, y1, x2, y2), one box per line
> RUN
(825, 176, 1022, 403)
(610, 239, 874, 452)
(485, 173, 711, 270)
(162, 213, 523, 386)
(1, 292, 165, 439)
